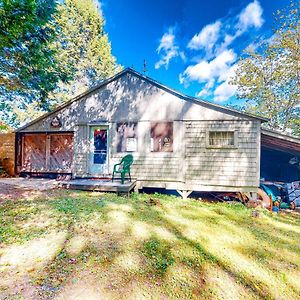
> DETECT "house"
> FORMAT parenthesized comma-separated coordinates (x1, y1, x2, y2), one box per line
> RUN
(15, 68, 268, 195)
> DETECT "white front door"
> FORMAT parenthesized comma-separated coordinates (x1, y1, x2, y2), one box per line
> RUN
(89, 126, 108, 175)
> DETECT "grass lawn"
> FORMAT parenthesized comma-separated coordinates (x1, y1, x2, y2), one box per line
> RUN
(0, 189, 299, 299)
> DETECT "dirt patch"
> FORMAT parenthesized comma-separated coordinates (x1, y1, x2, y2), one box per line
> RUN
(0, 178, 60, 203)
(0, 183, 37, 203)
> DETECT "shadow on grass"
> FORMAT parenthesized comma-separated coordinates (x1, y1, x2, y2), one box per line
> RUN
(139, 211, 267, 298)
(206, 204, 300, 255)
(1, 191, 299, 299)
(130, 198, 299, 299)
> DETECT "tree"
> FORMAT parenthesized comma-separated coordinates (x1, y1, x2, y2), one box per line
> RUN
(0, 0, 120, 127)
(289, 108, 300, 134)
(48, 0, 120, 107)
(0, 0, 70, 126)
(0, 0, 70, 101)
(232, 1, 300, 134)
(0, 120, 10, 132)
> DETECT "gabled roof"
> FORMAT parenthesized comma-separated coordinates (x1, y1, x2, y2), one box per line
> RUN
(17, 68, 268, 132)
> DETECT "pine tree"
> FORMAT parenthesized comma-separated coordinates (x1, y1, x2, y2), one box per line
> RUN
(48, 0, 120, 107)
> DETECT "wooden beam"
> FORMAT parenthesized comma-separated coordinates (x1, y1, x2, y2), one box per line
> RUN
(261, 134, 300, 155)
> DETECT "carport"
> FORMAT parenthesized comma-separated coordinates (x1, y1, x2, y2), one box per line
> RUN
(261, 129, 300, 182)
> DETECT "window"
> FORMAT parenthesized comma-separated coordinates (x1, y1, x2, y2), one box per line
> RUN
(116, 122, 137, 152)
(208, 131, 236, 148)
(150, 122, 173, 152)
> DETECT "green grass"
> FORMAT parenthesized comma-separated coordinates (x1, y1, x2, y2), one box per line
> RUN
(0, 190, 299, 299)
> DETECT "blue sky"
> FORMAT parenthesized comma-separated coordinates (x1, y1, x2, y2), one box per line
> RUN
(101, 0, 290, 106)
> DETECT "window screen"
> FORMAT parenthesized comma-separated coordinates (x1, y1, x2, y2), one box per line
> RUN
(116, 122, 137, 152)
(150, 122, 173, 152)
(208, 131, 235, 147)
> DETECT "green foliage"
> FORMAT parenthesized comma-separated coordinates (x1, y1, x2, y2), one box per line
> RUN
(0, 0, 68, 98)
(0, 120, 10, 132)
(232, 1, 300, 134)
(0, 0, 120, 126)
(0, 0, 71, 127)
(12, 101, 45, 126)
(48, 0, 121, 107)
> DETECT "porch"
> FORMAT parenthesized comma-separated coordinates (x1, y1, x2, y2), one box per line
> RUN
(61, 178, 137, 195)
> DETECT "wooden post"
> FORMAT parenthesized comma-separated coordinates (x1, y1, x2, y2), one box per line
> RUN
(133, 181, 140, 193)
(177, 190, 192, 199)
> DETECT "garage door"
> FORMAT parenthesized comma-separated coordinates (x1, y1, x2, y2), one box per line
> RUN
(22, 133, 73, 173)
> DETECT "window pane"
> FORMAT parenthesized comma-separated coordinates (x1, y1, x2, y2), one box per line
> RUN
(209, 131, 235, 147)
(93, 129, 107, 164)
(116, 122, 137, 152)
(150, 122, 173, 152)
(94, 153, 106, 164)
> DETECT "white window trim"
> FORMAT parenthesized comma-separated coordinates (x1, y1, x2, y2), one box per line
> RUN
(206, 129, 238, 149)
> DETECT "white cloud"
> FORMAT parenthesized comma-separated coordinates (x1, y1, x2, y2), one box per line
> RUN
(237, 0, 264, 33)
(197, 79, 215, 97)
(187, 21, 221, 54)
(219, 34, 235, 52)
(180, 50, 238, 102)
(214, 80, 237, 102)
(214, 64, 237, 102)
(217, 63, 237, 82)
(186, 1, 264, 57)
(155, 28, 184, 69)
(214, 64, 238, 102)
(157, 29, 175, 52)
(177, 1, 264, 102)
(219, 1, 264, 51)
(181, 49, 236, 83)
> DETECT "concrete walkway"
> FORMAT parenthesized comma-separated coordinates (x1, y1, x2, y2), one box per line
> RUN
(0, 177, 60, 191)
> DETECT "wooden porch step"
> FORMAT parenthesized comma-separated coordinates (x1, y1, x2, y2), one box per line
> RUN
(61, 179, 136, 193)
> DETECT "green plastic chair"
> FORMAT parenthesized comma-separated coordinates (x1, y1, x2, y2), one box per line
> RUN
(112, 154, 133, 184)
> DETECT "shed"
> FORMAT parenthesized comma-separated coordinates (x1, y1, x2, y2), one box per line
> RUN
(15, 68, 267, 194)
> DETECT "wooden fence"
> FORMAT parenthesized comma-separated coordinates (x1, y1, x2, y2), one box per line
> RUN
(0, 133, 15, 176)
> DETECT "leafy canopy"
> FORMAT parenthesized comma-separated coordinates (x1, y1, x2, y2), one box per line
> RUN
(232, 1, 300, 134)
(0, 0, 120, 127)
(48, 0, 120, 107)
(0, 0, 68, 99)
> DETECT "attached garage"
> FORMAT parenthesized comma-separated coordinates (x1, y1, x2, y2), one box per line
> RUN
(17, 132, 73, 175)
